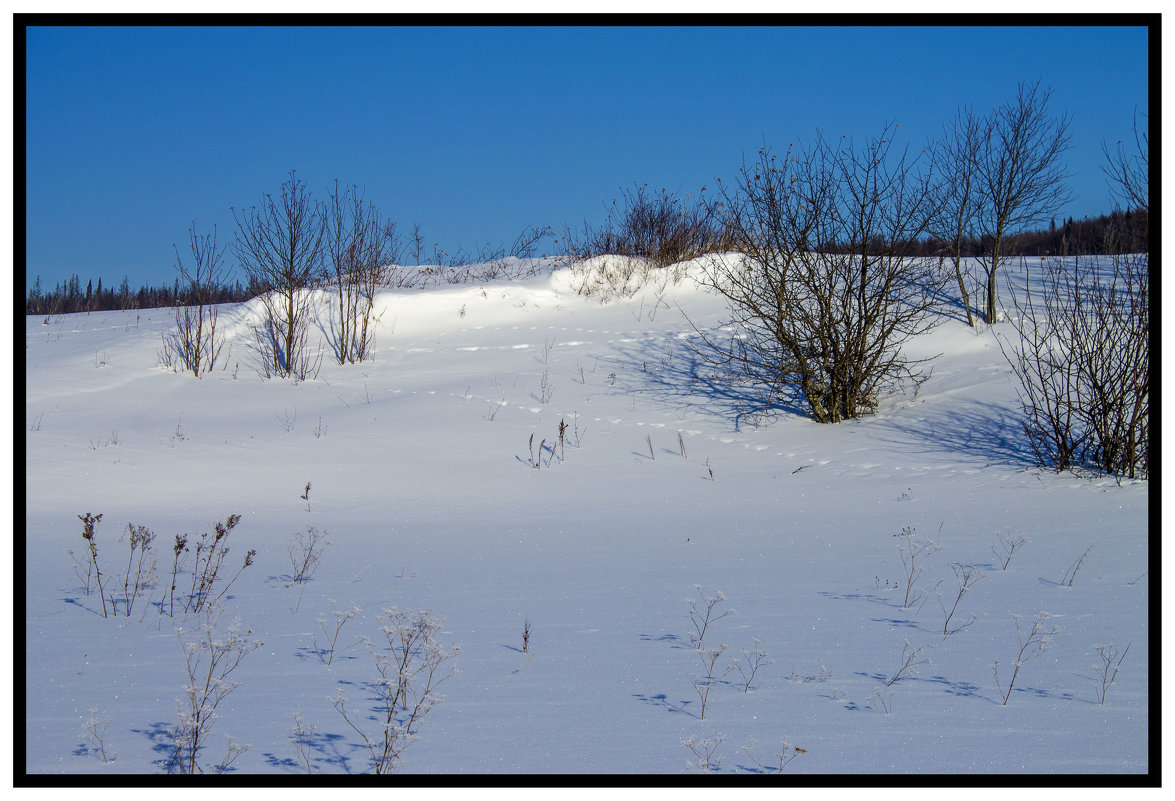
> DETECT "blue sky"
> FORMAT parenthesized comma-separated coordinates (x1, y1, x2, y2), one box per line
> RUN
(24, 23, 1151, 294)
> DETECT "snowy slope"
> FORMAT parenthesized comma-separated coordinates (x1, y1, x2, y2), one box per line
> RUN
(22, 257, 1150, 776)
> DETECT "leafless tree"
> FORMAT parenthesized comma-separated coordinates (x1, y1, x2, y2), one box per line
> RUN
(929, 106, 984, 327)
(1103, 110, 1148, 214)
(324, 181, 401, 364)
(698, 125, 946, 424)
(973, 81, 1073, 324)
(409, 222, 426, 267)
(233, 171, 325, 379)
(164, 222, 230, 376)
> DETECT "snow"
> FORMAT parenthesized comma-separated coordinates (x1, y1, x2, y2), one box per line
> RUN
(21, 256, 1150, 776)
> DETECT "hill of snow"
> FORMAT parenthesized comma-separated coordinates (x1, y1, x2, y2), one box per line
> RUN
(22, 256, 1149, 776)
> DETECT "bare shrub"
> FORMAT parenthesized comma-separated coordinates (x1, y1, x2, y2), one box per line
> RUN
(998, 108, 1148, 480)
(331, 608, 459, 774)
(573, 183, 727, 268)
(185, 514, 254, 614)
(118, 523, 157, 618)
(991, 612, 1061, 705)
(683, 730, 725, 773)
(233, 170, 324, 380)
(287, 526, 330, 584)
(992, 531, 1029, 570)
(81, 708, 116, 763)
(741, 736, 805, 773)
(884, 640, 929, 686)
(162, 222, 230, 376)
(313, 600, 364, 665)
(895, 526, 941, 610)
(1000, 253, 1148, 478)
(168, 608, 260, 774)
(940, 563, 985, 635)
(1093, 642, 1131, 705)
(698, 126, 946, 424)
(324, 181, 398, 364)
(729, 638, 770, 692)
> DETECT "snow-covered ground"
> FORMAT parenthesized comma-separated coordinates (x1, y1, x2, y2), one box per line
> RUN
(22, 256, 1149, 776)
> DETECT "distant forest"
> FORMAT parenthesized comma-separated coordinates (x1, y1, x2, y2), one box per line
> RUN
(24, 208, 1147, 317)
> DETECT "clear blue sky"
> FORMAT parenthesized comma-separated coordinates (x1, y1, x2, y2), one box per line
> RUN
(24, 23, 1152, 294)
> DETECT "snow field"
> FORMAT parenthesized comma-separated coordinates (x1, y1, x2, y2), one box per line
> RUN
(23, 257, 1149, 775)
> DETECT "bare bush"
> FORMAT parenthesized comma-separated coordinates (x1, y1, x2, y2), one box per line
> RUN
(324, 181, 398, 364)
(118, 523, 157, 618)
(168, 608, 260, 774)
(1000, 253, 1148, 478)
(184, 514, 254, 614)
(940, 563, 984, 635)
(698, 126, 946, 424)
(1093, 642, 1131, 705)
(895, 525, 941, 610)
(162, 222, 230, 376)
(287, 526, 330, 585)
(741, 736, 805, 773)
(991, 611, 1061, 705)
(331, 608, 458, 774)
(81, 708, 115, 763)
(683, 730, 725, 773)
(233, 170, 325, 380)
(992, 531, 1029, 570)
(573, 183, 728, 268)
(884, 640, 929, 686)
(993, 107, 1147, 481)
(313, 600, 364, 665)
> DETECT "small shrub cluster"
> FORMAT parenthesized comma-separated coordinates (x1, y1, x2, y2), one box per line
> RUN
(525, 417, 578, 469)
(571, 183, 729, 269)
(70, 511, 253, 620)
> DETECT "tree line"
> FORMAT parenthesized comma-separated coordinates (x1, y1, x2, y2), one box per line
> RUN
(25, 273, 253, 316)
(24, 204, 1144, 318)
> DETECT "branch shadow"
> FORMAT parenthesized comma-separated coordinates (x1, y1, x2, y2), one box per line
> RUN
(639, 632, 693, 650)
(816, 590, 898, 608)
(871, 616, 933, 633)
(631, 692, 696, 717)
(607, 331, 810, 431)
(262, 731, 360, 774)
(869, 396, 1038, 470)
(129, 721, 176, 771)
(62, 596, 106, 617)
